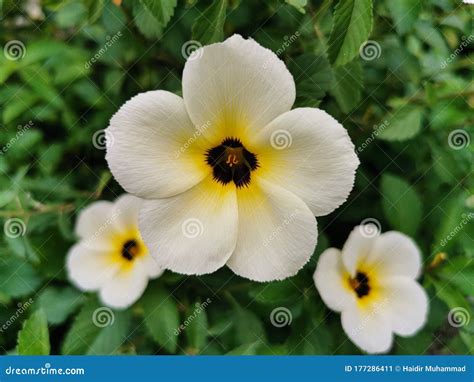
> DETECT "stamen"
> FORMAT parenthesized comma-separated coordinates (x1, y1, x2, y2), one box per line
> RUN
(121, 239, 139, 261)
(205, 137, 258, 187)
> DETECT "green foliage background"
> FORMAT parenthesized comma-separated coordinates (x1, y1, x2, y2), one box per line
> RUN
(0, 0, 472, 355)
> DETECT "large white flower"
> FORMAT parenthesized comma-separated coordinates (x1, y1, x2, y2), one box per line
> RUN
(105, 34, 359, 282)
(66, 194, 163, 309)
(314, 225, 429, 353)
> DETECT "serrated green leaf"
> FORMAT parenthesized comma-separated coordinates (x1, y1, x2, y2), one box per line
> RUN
(141, 286, 180, 353)
(331, 59, 362, 113)
(377, 105, 423, 141)
(132, 1, 164, 39)
(327, 0, 373, 66)
(62, 299, 130, 355)
(380, 174, 422, 236)
(192, 0, 227, 44)
(290, 53, 333, 107)
(17, 309, 50, 355)
(140, 0, 177, 28)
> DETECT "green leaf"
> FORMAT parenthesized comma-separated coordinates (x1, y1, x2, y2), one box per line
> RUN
(0, 254, 42, 298)
(185, 301, 209, 351)
(285, 0, 307, 14)
(331, 59, 362, 113)
(289, 53, 333, 107)
(17, 310, 50, 355)
(62, 299, 131, 355)
(139, 0, 177, 28)
(387, 0, 422, 35)
(141, 286, 180, 353)
(192, 0, 227, 45)
(327, 0, 373, 66)
(226, 341, 262, 355)
(84, 0, 106, 24)
(38, 286, 84, 325)
(233, 305, 266, 344)
(249, 279, 301, 305)
(380, 174, 422, 236)
(132, 1, 164, 39)
(377, 105, 423, 141)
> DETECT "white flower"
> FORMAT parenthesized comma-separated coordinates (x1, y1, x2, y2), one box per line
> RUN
(66, 194, 163, 309)
(105, 34, 359, 282)
(314, 226, 429, 353)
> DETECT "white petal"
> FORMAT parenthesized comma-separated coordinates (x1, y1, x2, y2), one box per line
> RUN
(141, 255, 165, 278)
(226, 179, 317, 282)
(342, 226, 379, 276)
(182, 34, 295, 142)
(99, 261, 149, 309)
(252, 108, 359, 216)
(314, 248, 356, 312)
(111, 194, 142, 232)
(380, 276, 428, 336)
(341, 304, 393, 354)
(139, 177, 238, 275)
(106, 90, 210, 199)
(366, 231, 422, 279)
(66, 244, 119, 291)
(75, 201, 116, 249)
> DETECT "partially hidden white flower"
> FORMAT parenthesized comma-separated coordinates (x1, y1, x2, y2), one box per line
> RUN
(105, 34, 359, 282)
(66, 194, 163, 309)
(314, 226, 429, 353)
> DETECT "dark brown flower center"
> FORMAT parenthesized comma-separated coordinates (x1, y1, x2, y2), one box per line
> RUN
(205, 137, 258, 187)
(349, 271, 370, 298)
(121, 239, 140, 261)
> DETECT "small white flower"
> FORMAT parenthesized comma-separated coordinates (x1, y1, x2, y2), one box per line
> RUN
(314, 226, 429, 353)
(105, 34, 359, 282)
(66, 194, 163, 309)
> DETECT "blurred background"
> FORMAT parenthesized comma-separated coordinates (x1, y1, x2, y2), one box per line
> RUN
(0, 0, 472, 355)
